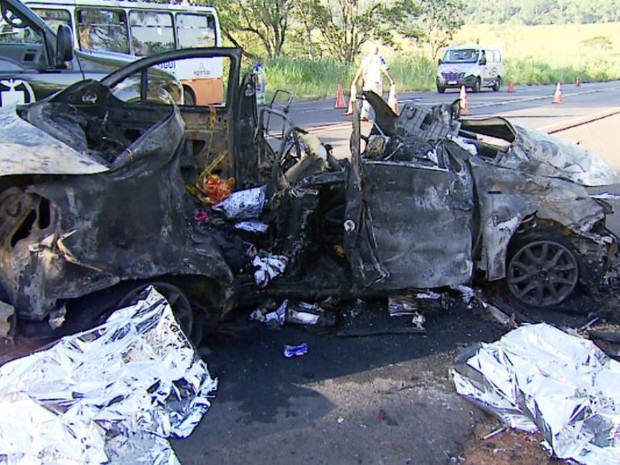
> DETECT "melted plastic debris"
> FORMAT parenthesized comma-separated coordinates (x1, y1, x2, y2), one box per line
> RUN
(234, 220, 269, 233)
(252, 254, 289, 288)
(450, 284, 475, 304)
(250, 299, 287, 328)
(452, 323, 620, 465)
(250, 299, 337, 328)
(0, 287, 217, 465)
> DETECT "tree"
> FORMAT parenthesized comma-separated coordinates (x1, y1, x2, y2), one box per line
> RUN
(396, 0, 465, 59)
(290, 0, 324, 60)
(296, 0, 398, 65)
(212, 0, 295, 57)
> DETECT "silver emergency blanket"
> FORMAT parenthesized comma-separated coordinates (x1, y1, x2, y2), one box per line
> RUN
(0, 287, 217, 465)
(212, 186, 266, 220)
(452, 323, 620, 465)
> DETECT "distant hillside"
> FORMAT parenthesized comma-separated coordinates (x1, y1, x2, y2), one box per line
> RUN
(463, 0, 620, 25)
(452, 22, 620, 64)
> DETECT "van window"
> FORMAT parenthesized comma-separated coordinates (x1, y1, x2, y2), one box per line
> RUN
(76, 8, 129, 53)
(442, 48, 478, 64)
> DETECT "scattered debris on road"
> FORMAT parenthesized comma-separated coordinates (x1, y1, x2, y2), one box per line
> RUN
(283, 342, 308, 358)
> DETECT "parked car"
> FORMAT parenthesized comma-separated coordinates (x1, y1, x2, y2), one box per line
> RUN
(0, 0, 180, 107)
(0, 48, 617, 344)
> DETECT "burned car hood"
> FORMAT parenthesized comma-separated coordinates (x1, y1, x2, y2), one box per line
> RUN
(0, 106, 109, 177)
(459, 117, 620, 187)
(369, 91, 620, 187)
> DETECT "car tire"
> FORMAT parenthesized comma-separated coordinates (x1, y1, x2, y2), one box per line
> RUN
(117, 281, 200, 345)
(492, 77, 501, 92)
(506, 233, 580, 308)
(437, 85, 446, 94)
(472, 78, 481, 93)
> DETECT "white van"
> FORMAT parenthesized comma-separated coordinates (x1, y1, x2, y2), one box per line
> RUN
(436, 45, 503, 93)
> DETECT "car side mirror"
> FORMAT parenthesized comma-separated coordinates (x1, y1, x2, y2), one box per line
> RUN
(55, 25, 74, 66)
(437, 59, 442, 65)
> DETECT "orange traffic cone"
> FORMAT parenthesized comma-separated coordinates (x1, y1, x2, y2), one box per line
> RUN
(552, 82, 563, 104)
(387, 84, 399, 115)
(508, 80, 515, 93)
(459, 85, 468, 115)
(334, 84, 346, 109)
(575, 77, 581, 87)
(344, 84, 357, 115)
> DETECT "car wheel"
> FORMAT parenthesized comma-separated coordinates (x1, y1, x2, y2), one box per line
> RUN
(117, 281, 199, 344)
(492, 77, 501, 92)
(437, 85, 446, 94)
(506, 236, 580, 307)
(472, 78, 481, 93)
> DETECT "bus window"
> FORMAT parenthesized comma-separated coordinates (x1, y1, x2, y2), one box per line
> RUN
(32, 8, 72, 32)
(76, 8, 128, 53)
(176, 13, 216, 48)
(129, 10, 174, 57)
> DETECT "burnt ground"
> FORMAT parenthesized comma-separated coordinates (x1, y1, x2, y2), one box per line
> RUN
(1, 289, 619, 465)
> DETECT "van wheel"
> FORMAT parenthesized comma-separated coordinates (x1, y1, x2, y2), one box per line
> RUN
(472, 78, 481, 93)
(492, 77, 501, 92)
(436, 85, 446, 94)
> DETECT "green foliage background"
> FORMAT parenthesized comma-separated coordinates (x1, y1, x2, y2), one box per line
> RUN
(223, 0, 620, 100)
(251, 21, 620, 101)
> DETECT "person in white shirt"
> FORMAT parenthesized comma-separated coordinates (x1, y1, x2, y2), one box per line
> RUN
(352, 44, 395, 120)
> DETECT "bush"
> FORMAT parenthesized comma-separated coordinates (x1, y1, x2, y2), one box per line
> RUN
(245, 48, 620, 101)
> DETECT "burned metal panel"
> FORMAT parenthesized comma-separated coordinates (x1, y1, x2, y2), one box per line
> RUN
(357, 157, 475, 291)
(344, 93, 389, 287)
(394, 103, 460, 144)
(0, 104, 232, 321)
(344, 100, 472, 290)
(469, 157, 608, 280)
(234, 72, 261, 188)
(0, 106, 109, 176)
(494, 124, 620, 187)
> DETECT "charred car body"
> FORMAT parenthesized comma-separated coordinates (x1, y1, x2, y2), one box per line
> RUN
(0, 48, 618, 341)
(260, 94, 618, 311)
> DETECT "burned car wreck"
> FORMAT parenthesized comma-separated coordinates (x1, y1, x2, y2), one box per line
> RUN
(0, 48, 266, 340)
(0, 49, 618, 341)
(255, 93, 619, 312)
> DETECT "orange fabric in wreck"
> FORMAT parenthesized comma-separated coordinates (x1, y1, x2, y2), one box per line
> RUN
(202, 174, 236, 204)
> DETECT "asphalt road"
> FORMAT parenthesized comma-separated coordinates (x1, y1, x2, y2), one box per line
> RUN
(172, 84, 620, 464)
(285, 80, 620, 129)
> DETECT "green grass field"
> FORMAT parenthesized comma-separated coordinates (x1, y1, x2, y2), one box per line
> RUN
(255, 22, 620, 101)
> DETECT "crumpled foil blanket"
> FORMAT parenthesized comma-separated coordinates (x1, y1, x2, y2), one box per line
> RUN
(452, 323, 620, 465)
(0, 287, 217, 464)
